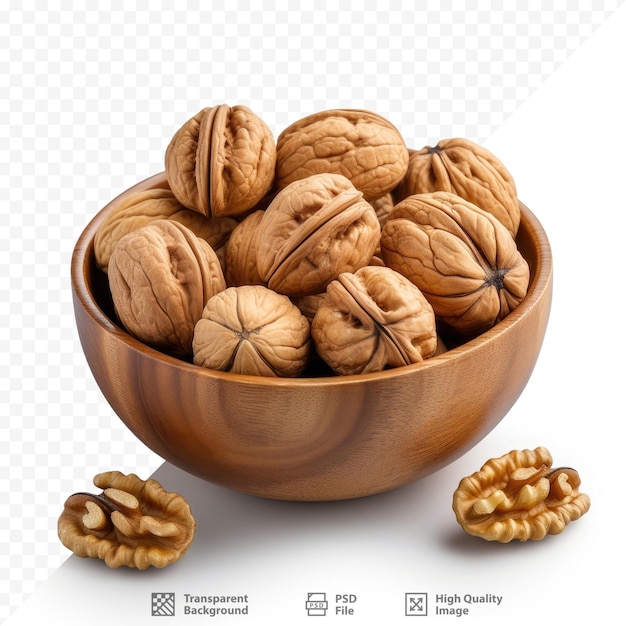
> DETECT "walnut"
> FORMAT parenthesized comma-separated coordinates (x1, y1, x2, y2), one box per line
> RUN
(395, 138, 520, 236)
(58, 471, 196, 569)
(452, 447, 591, 542)
(165, 104, 276, 218)
(370, 191, 395, 266)
(275, 109, 409, 202)
(380, 191, 529, 335)
(223, 209, 267, 287)
(255, 173, 380, 298)
(434, 335, 448, 355)
(94, 187, 237, 273)
(291, 292, 328, 323)
(311, 265, 438, 375)
(108, 219, 226, 357)
(370, 191, 395, 228)
(192, 285, 311, 377)
(177, 212, 237, 275)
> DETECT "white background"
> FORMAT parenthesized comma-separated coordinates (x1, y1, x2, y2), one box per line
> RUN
(2, 2, 625, 624)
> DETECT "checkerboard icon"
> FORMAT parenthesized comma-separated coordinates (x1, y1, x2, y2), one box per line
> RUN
(152, 592, 176, 616)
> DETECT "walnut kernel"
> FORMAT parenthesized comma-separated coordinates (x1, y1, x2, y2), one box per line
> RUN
(58, 471, 196, 569)
(452, 447, 590, 542)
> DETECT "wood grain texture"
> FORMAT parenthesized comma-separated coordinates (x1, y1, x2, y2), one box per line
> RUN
(71, 172, 553, 501)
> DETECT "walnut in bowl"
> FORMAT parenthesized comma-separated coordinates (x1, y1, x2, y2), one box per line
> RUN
(276, 108, 409, 202)
(71, 172, 552, 501)
(193, 285, 311, 377)
(165, 104, 276, 218)
(311, 266, 438, 375)
(255, 172, 381, 297)
(107, 219, 226, 358)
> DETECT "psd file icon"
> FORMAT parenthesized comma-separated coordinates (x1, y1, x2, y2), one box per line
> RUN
(406, 592, 427, 616)
(305, 592, 328, 616)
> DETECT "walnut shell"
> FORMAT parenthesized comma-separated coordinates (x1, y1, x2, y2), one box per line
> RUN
(396, 138, 520, 236)
(192, 285, 311, 377)
(380, 191, 529, 335)
(94, 187, 237, 273)
(165, 104, 276, 218)
(276, 109, 409, 202)
(291, 292, 328, 323)
(370, 191, 395, 266)
(255, 173, 380, 297)
(224, 209, 267, 287)
(311, 265, 438, 375)
(108, 219, 226, 357)
(370, 191, 395, 227)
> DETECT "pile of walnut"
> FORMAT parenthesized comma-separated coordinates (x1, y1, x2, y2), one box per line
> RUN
(95, 104, 530, 377)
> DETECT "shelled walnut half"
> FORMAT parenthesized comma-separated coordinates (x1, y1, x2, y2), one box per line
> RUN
(452, 447, 591, 542)
(58, 472, 196, 569)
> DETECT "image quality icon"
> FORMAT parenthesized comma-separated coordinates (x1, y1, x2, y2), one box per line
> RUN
(405, 593, 428, 616)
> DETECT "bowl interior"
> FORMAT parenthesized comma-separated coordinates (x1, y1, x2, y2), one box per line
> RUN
(76, 173, 550, 384)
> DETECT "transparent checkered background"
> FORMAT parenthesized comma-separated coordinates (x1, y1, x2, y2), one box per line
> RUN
(1, 0, 623, 621)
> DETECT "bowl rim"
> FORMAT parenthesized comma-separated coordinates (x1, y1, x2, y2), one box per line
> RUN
(71, 172, 553, 388)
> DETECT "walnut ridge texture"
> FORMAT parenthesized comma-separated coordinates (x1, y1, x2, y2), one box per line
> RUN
(223, 209, 267, 287)
(276, 108, 409, 201)
(94, 187, 237, 273)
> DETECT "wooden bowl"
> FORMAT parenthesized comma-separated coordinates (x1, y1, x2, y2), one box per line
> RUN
(71, 173, 553, 501)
